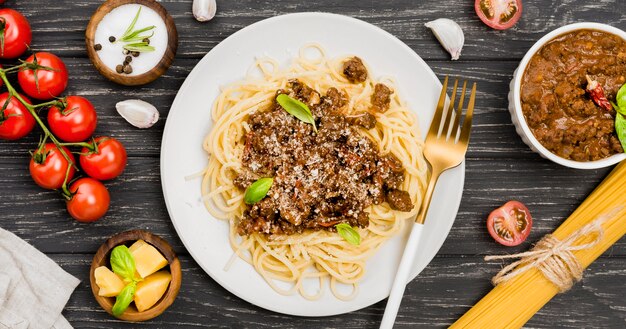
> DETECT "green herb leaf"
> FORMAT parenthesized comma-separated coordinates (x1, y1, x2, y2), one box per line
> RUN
(121, 26, 155, 42)
(123, 42, 155, 53)
(616, 83, 626, 115)
(615, 112, 626, 152)
(276, 94, 317, 132)
(110, 245, 136, 281)
(112, 282, 136, 317)
(122, 31, 154, 43)
(121, 7, 142, 40)
(335, 223, 361, 246)
(244, 178, 273, 205)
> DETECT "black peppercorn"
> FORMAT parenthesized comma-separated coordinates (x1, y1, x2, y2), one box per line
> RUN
(142, 38, 150, 45)
(125, 56, 132, 63)
(123, 49, 130, 55)
(123, 65, 133, 74)
(131, 51, 140, 57)
(115, 65, 123, 73)
(94, 44, 102, 51)
(109, 36, 116, 42)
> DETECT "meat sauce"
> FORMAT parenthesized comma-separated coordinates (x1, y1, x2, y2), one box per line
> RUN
(521, 29, 626, 161)
(234, 62, 413, 236)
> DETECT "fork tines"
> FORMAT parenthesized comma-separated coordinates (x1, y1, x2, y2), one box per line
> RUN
(427, 76, 476, 145)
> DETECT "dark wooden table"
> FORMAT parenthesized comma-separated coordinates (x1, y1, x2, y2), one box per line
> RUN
(1, 0, 625, 328)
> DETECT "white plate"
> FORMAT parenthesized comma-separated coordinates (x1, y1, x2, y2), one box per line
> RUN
(160, 12, 464, 317)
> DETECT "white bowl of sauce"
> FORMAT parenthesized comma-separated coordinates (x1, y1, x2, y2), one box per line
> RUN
(508, 22, 626, 169)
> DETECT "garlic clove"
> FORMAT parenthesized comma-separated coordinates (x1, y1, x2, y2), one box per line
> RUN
(116, 99, 160, 129)
(425, 18, 465, 60)
(193, 0, 217, 22)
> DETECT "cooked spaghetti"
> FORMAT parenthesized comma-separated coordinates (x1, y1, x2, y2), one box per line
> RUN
(201, 44, 428, 300)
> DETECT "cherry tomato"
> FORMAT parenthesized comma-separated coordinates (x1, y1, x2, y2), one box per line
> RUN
(48, 96, 97, 142)
(29, 143, 76, 189)
(0, 92, 33, 140)
(0, 9, 31, 58)
(18, 52, 68, 100)
(80, 137, 127, 180)
(487, 200, 532, 246)
(475, 0, 522, 30)
(67, 177, 110, 222)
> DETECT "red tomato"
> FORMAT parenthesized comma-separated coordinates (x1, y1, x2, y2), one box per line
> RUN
(475, 0, 522, 30)
(18, 52, 68, 100)
(0, 92, 34, 140)
(0, 9, 31, 58)
(487, 200, 532, 246)
(80, 136, 127, 180)
(29, 143, 76, 189)
(66, 177, 110, 222)
(48, 96, 97, 142)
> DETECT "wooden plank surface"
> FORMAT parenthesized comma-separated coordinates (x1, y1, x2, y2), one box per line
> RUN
(0, 0, 624, 328)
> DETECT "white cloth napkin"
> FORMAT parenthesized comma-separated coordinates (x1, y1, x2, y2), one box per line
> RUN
(0, 227, 80, 329)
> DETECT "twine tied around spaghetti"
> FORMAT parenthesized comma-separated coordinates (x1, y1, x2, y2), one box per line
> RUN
(484, 207, 623, 293)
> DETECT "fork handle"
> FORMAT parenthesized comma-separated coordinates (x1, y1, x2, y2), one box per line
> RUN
(380, 223, 425, 329)
(415, 168, 442, 224)
(379, 169, 442, 328)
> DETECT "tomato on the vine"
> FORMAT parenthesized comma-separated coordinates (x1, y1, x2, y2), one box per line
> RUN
(66, 177, 110, 222)
(18, 52, 68, 100)
(0, 8, 31, 58)
(29, 143, 75, 190)
(48, 96, 97, 142)
(80, 137, 127, 180)
(0, 92, 34, 140)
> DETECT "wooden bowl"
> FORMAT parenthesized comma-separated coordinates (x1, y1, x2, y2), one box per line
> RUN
(85, 0, 178, 86)
(90, 230, 182, 321)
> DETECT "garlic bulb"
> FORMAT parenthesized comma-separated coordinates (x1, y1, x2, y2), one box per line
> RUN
(425, 18, 464, 60)
(116, 99, 159, 129)
(193, 0, 217, 22)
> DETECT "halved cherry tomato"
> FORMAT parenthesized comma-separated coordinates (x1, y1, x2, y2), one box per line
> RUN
(79, 136, 127, 180)
(67, 177, 110, 222)
(18, 52, 68, 100)
(0, 92, 33, 140)
(487, 200, 532, 246)
(475, 0, 522, 30)
(0, 8, 31, 58)
(48, 96, 97, 142)
(29, 143, 75, 189)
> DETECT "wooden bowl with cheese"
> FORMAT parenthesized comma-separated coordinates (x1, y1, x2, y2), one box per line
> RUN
(90, 230, 181, 321)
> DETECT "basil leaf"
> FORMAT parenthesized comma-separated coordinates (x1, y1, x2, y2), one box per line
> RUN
(110, 245, 136, 281)
(276, 94, 317, 132)
(615, 112, 626, 151)
(244, 178, 273, 204)
(112, 282, 136, 317)
(335, 223, 361, 246)
(617, 83, 626, 112)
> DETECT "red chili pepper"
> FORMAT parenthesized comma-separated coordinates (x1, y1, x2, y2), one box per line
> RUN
(586, 75, 613, 111)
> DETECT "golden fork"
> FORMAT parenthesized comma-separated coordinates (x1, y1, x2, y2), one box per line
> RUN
(380, 76, 476, 329)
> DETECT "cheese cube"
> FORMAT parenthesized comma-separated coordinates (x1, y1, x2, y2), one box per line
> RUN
(129, 239, 147, 253)
(94, 266, 126, 297)
(130, 241, 168, 278)
(134, 270, 172, 312)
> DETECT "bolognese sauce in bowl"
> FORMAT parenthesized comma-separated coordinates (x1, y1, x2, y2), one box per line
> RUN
(509, 23, 626, 169)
